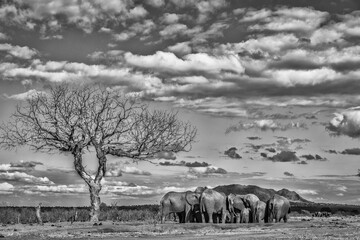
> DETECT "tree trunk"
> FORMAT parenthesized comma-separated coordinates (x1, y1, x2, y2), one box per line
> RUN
(89, 182, 102, 222)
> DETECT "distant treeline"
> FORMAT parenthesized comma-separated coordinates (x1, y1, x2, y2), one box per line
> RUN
(290, 202, 360, 215)
(1, 203, 360, 224)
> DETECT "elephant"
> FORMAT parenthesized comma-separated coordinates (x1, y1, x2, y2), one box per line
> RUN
(240, 208, 250, 223)
(200, 189, 227, 224)
(227, 193, 246, 223)
(255, 201, 266, 223)
(237, 194, 260, 223)
(160, 188, 205, 223)
(265, 194, 291, 223)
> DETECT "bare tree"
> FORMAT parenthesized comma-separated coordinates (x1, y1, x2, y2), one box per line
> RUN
(0, 85, 197, 222)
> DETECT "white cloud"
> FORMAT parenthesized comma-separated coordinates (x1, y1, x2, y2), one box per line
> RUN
(34, 184, 87, 194)
(226, 119, 307, 133)
(310, 28, 343, 45)
(335, 11, 360, 37)
(0, 182, 14, 192)
(174, 97, 248, 117)
(327, 107, 360, 138)
(113, 32, 136, 41)
(0, 171, 54, 185)
(220, 34, 299, 55)
(267, 68, 339, 87)
(121, 166, 151, 176)
(249, 7, 329, 32)
(105, 162, 151, 177)
(297, 189, 318, 195)
(0, 32, 9, 40)
(4, 89, 46, 101)
(124, 51, 244, 75)
(161, 13, 180, 24)
(159, 23, 189, 38)
(188, 166, 227, 175)
(167, 42, 192, 55)
(128, 5, 148, 19)
(240, 8, 272, 22)
(0, 43, 37, 59)
(3, 60, 163, 92)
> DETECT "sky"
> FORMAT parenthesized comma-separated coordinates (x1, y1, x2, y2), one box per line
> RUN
(1, 0, 360, 207)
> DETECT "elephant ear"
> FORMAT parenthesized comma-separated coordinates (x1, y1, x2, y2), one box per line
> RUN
(185, 191, 199, 207)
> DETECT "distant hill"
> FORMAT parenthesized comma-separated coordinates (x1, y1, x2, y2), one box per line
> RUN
(213, 184, 311, 203)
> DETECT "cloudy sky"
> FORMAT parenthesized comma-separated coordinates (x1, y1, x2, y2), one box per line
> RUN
(1, 0, 360, 207)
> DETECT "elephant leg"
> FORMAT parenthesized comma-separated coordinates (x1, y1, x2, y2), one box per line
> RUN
(208, 211, 214, 223)
(284, 214, 288, 223)
(236, 214, 240, 223)
(201, 212, 206, 223)
(221, 212, 226, 224)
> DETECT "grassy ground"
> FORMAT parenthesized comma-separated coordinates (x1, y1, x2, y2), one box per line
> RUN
(1, 216, 360, 239)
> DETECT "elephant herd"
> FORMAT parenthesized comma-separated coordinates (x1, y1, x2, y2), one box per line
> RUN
(160, 187, 291, 224)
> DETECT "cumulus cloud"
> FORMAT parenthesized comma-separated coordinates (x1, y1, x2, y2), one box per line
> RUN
(335, 11, 360, 37)
(327, 107, 360, 138)
(249, 7, 329, 32)
(105, 162, 151, 177)
(3, 60, 162, 93)
(174, 97, 248, 117)
(0, 182, 14, 193)
(266, 68, 340, 87)
(30, 184, 87, 194)
(4, 89, 46, 101)
(121, 166, 151, 176)
(1, 1, 149, 33)
(0, 43, 37, 59)
(0, 171, 54, 185)
(167, 42, 192, 55)
(226, 120, 307, 134)
(297, 189, 318, 195)
(240, 8, 272, 22)
(124, 51, 244, 76)
(220, 33, 299, 55)
(0, 161, 43, 172)
(188, 166, 227, 175)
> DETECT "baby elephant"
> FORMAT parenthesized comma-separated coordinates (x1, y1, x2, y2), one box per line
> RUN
(240, 208, 250, 223)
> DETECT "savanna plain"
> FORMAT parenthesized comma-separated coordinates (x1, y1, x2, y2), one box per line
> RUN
(1, 205, 360, 239)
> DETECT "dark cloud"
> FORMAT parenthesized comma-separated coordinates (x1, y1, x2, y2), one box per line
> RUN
(265, 147, 276, 153)
(341, 148, 360, 155)
(159, 161, 210, 167)
(10, 161, 43, 169)
(224, 147, 242, 159)
(268, 151, 299, 162)
(297, 160, 308, 165)
(284, 171, 294, 177)
(300, 154, 326, 161)
(325, 149, 338, 154)
(247, 136, 261, 140)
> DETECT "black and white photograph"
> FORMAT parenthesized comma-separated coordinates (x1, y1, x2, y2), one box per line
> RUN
(0, 0, 360, 239)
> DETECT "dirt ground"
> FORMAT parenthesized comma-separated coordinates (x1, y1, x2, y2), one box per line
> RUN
(1, 216, 360, 239)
